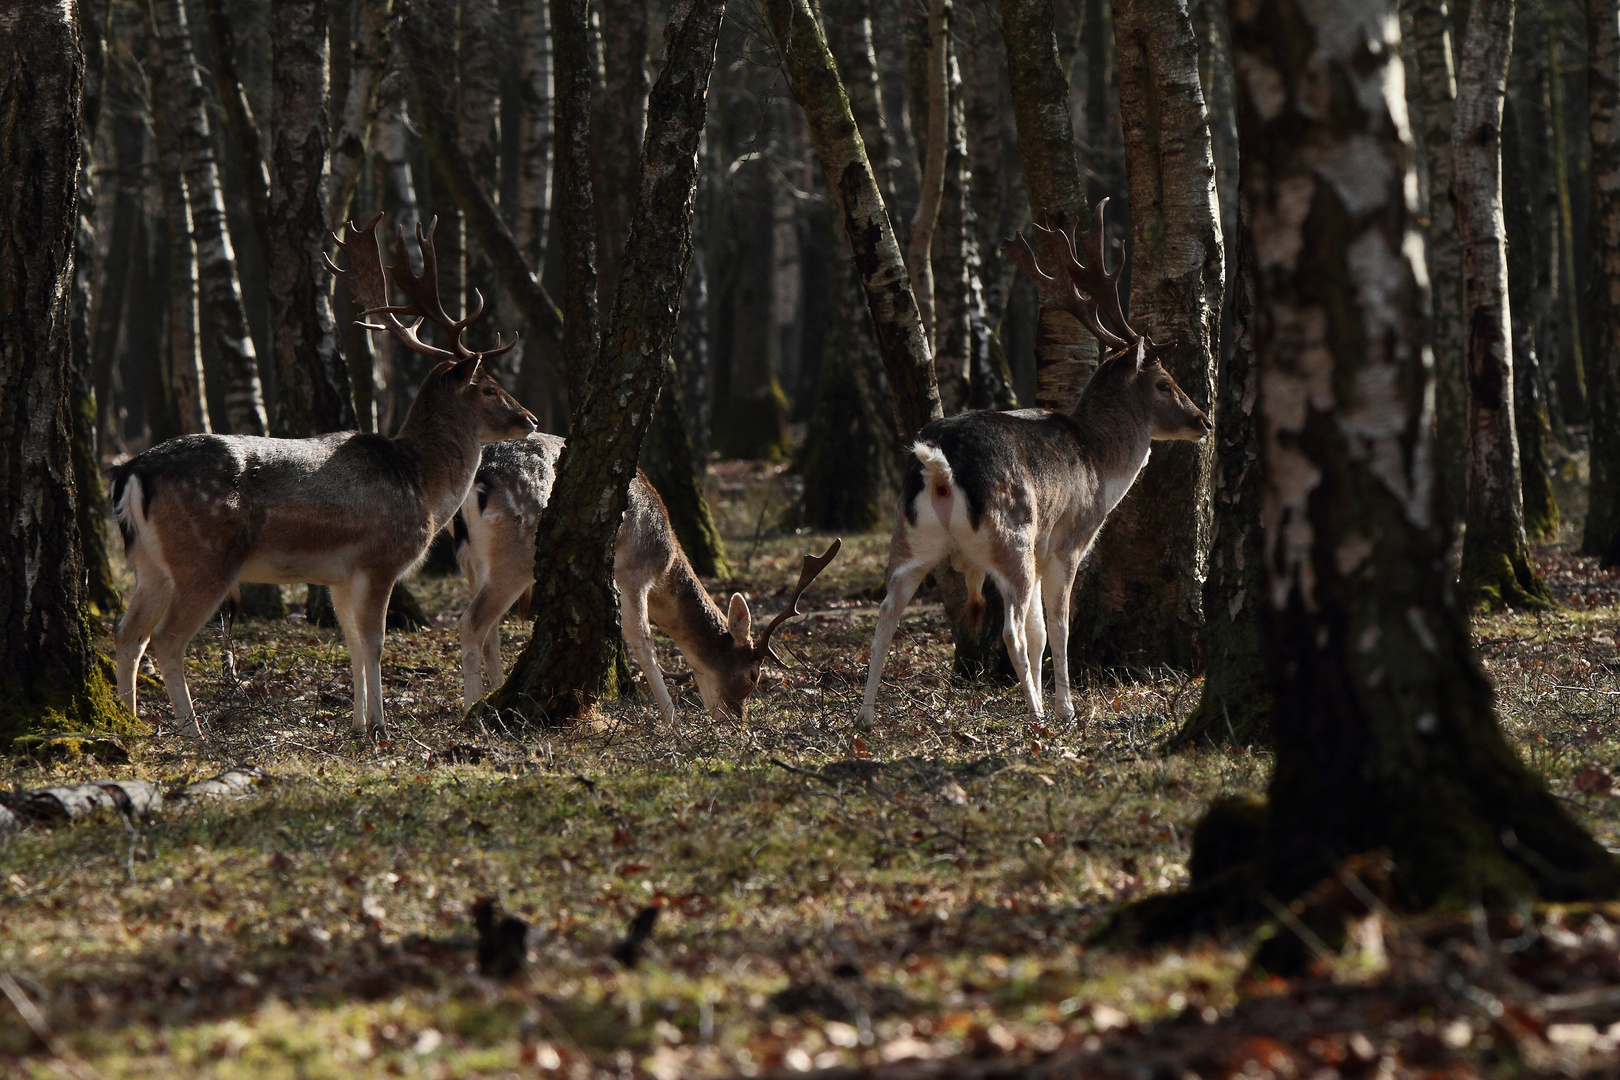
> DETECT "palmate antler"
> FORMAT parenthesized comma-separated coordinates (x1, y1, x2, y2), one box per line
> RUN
(1001, 198, 1170, 358)
(323, 213, 516, 364)
(755, 539, 843, 665)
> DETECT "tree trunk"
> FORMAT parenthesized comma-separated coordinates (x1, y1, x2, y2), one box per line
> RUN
(92, 84, 141, 453)
(1001, 0, 1096, 410)
(0, 0, 140, 754)
(1114, 0, 1617, 948)
(200, 0, 270, 259)
(458, 0, 504, 357)
(1066, 0, 1221, 674)
(1584, 0, 1620, 565)
(1164, 203, 1266, 751)
(1404, 0, 1467, 528)
(716, 142, 790, 460)
(144, 5, 210, 435)
(826, 0, 901, 219)
(1503, 96, 1560, 543)
(488, 0, 726, 725)
(1454, 0, 1548, 610)
(327, 0, 392, 229)
(761, 0, 942, 443)
(551, 0, 598, 410)
(269, 0, 354, 437)
(1547, 22, 1588, 426)
(905, 0, 948, 349)
(148, 0, 269, 437)
(594, 0, 651, 317)
(931, 48, 972, 415)
(639, 356, 731, 576)
(509, 0, 556, 415)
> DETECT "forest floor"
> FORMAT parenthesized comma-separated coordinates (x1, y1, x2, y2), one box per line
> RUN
(4, 459, 1620, 1079)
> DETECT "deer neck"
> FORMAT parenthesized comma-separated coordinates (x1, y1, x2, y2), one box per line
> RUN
(393, 399, 485, 529)
(1070, 387, 1153, 515)
(648, 551, 739, 679)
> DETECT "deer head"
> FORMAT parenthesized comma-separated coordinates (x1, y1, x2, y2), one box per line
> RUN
(325, 213, 537, 444)
(1003, 199, 1209, 442)
(694, 539, 842, 719)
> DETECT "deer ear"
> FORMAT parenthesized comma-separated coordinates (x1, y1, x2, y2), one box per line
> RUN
(453, 356, 483, 383)
(727, 593, 752, 644)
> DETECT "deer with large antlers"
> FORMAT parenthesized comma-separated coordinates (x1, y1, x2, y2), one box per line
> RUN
(455, 436, 840, 721)
(112, 214, 537, 737)
(855, 199, 1210, 729)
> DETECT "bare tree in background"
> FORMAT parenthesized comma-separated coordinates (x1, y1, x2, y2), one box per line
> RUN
(1454, 0, 1549, 609)
(1067, 0, 1221, 673)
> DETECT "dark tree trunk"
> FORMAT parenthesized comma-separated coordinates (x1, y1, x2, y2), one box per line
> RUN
(1404, 0, 1467, 528)
(0, 0, 139, 753)
(72, 0, 120, 618)
(148, 0, 269, 437)
(509, 0, 556, 416)
(552, 0, 598, 411)
(1164, 204, 1266, 751)
(1067, 0, 1221, 674)
(1547, 19, 1588, 426)
(458, 0, 504, 357)
(92, 81, 141, 453)
(639, 357, 731, 577)
(201, 0, 270, 259)
(761, 0, 942, 444)
(269, 0, 354, 437)
(1503, 96, 1559, 543)
(1454, 0, 1549, 609)
(327, 0, 392, 229)
(594, 0, 651, 316)
(716, 143, 790, 460)
(1001, 0, 1097, 410)
(1584, 0, 1620, 565)
(488, 0, 726, 725)
(1115, 0, 1617, 946)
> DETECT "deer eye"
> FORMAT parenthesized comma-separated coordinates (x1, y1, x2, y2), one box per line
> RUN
(482, 385, 498, 397)
(1157, 381, 1172, 392)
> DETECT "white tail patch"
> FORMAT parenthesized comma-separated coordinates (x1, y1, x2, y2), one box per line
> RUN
(913, 442, 956, 527)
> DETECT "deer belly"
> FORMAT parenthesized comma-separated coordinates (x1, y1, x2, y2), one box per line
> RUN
(238, 548, 363, 586)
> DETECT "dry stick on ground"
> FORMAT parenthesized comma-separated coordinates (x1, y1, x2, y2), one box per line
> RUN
(1108, 0, 1618, 949)
(1584, 0, 1620, 565)
(1067, 0, 1221, 674)
(486, 0, 727, 725)
(759, 0, 942, 445)
(1454, 0, 1549, 610)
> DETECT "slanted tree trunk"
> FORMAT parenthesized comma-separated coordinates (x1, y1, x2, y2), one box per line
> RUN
(327, 0, 392, 228)
(488, 0, 726, 725)
(143, 5, 210, 435)
(269, 0, 354, 437)
(1114, 0, 1617, 948)
(1405, 0, 1468, 528)
(595, 0, 651, 316)
(148, 0, 269, 437)
(1001, 0, 1096, 409)
(761, 0, 942, 443)
(1067, 0, 1221, 674)
(201, 0, 269, 259)
(1454, 0, 1548, 609)
(0, 0, 141, 754)
(1584, 0, 1620, 565)
(1503, 96, 1559, 542)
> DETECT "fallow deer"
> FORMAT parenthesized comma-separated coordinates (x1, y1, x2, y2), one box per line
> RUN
(454, 437, 840, 722)
(856, 200, 1210, 729)
(112, 214, 537, 737)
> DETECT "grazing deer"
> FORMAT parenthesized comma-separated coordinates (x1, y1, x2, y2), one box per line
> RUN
(454, 436, 840, 721)
(112, 214, 537, 737)
(856, 200, 1210, 729)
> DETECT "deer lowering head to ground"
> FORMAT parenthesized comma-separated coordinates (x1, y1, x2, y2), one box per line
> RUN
(454, 436, 840, 722)
(856, 199, 1210, 729)
(112, 214, 537, 737)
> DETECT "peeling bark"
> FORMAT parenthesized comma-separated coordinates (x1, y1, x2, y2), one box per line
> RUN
(327, 0, 393, 229)
(201, 0, 270, 258)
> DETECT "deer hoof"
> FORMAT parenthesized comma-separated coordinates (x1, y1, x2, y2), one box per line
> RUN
(854, 706, 875, 732)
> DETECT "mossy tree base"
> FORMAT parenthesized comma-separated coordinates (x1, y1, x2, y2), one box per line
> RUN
(1, 663, 146, 759)
(1161, 685, 1269, 753)
(1460, 541, 1552, 610)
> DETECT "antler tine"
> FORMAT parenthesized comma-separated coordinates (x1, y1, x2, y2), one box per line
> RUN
(755, 539, 843, 664)
(326, 212, 457, 362)
(1034, 220, 1131, 350)
(482, 333, 519, 359)
(1067, 198, 1137, 347)
(377, 218, 477, 360)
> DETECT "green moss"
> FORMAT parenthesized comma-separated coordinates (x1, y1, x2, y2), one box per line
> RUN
(0, 658, 146, 758)
(1460, 546, 1553, 611)
(1162, 687, 1271, 753)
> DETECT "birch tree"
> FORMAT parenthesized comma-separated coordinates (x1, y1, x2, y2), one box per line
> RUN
(1454, 0, 1548, 608)
(1584, 0, 1620, 565)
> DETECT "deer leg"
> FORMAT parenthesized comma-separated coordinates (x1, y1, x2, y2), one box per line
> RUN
(993, 567, 1043, 720)
(623, 586, 675, 723)
(1042, 556, 1080, 722)
(146, 577, 233, 738)
(115, 575, 171, 718)
(856, 559, 934, 730)
(1025, 586, 1048, 705)
(330, 579, 387, 735)
(460, 584, 514, 707)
